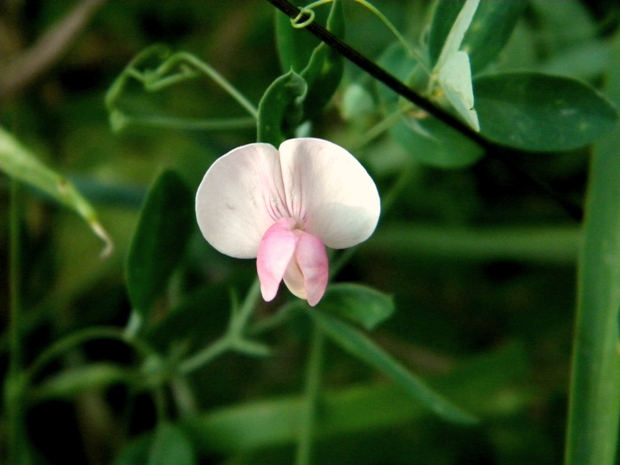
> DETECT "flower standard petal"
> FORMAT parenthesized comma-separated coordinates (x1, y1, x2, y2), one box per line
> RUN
(195, 143, 288, 258)
(278, 138, 381, 249)
(257, 218, 297, 302)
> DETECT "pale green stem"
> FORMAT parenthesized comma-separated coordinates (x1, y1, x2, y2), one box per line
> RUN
(177, 279, 263, 375)
(351, 109, 403, 151)
(176, 337, 231, 375)
(299, 0, 422, 65)
(564, 41, 620, 464)
(26, 326, 153, 381)
(295, 324, 325, 465)
(158, 52, 258, 119)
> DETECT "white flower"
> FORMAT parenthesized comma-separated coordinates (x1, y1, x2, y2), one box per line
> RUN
(195, 138, 380, 306)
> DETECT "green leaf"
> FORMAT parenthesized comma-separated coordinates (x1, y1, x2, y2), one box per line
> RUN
(126, 170, 193, 317)
(461, 0, 527, 73)
(309, 309, 477, 424)
(257, 70, 307, 146)
(180, 344, 526, 454)
(316, 284, 394, 330)
(437, 50, 480, 131)
(428, 0, 464, 68)
(30, 363, 132, 401)
(115, 434, 151, 465)
(149, 423, 195, 465)
(565, 31, 620, 465)
(115, 424, 196, 465)
(474, 72, 618, 151)
(299, 0, 345, 122)
(0, 126, 113, 256)
(429, 0, 526, 73)
(390, 111, 483, 168)
(433, 0, 479, 73)
(376, 43, 420, 107)
(276, 0, 323, 73)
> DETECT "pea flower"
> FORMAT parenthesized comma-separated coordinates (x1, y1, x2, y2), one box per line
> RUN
(195, 138, 380, 306)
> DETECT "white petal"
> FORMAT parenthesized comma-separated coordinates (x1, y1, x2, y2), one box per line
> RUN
(195, 143, 287, 258)
(278, 138, 380, 249)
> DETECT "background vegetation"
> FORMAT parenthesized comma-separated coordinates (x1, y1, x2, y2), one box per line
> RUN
(2, 0, 620, 464)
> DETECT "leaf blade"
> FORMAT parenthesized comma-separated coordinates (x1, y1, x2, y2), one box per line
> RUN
(0, 126, 113, 256)
(474, 72, 618, 151)
(126, 170, 193, 317)
(309, 309, 478, 425)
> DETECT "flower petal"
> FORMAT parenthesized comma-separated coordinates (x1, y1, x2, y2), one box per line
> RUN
(195, 143, 288, 258)
(284, 231, 328, 306)
(278, 138, 381, 249)
(257, 218, 297, 302)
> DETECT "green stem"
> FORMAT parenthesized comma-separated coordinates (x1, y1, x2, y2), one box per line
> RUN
(178, 279, 263, 374)
(295, 324, 325, 465)
(162, 52, 259, 119)
(564, 37, 620, 465)
(176, 337, 231, 375)
(9, 180, 22, 388)
(231, 278, 262, 336)
(26, 326, 152, 381)
(6, 179, 28, 465)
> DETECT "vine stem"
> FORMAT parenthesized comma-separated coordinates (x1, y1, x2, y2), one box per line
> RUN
(295, 323, 325, 465)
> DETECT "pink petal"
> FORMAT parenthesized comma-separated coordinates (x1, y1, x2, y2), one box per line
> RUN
(257, 218, 297, 302)
(283, 231, 328, 306)
(278, 138, 380, 249)
(195, 143, 287, 258)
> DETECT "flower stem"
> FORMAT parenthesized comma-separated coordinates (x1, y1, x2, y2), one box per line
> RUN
(295, 323, 325, 465)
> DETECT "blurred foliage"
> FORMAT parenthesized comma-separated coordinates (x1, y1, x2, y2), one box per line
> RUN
(1, 0, 620, 464)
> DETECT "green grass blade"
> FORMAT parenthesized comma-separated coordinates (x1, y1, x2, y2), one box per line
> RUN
(564, 32, 620, 465)
(0, 126, 112, 256)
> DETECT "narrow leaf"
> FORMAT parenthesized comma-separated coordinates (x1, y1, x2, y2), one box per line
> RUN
(309, 309, 478, 424)
(438, 50, 479, 131)
(428, 0, 465, 68)
(276, 0, 324, 73)
(0, 126, 113, 256)
(462, 0, 527, 73)
(180, 344, 526, 454)
(299, 0, 345, 122)
(474, 72, 618, 151)
(429, 0, 526, 73)
(149, 423, 195, 465)
(126, 170, 193, 316)
(257, 70, 307, 146)
(317, 284, 394, 331)
(434, 0, 480, 73)
(30, 363, 132, 401)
